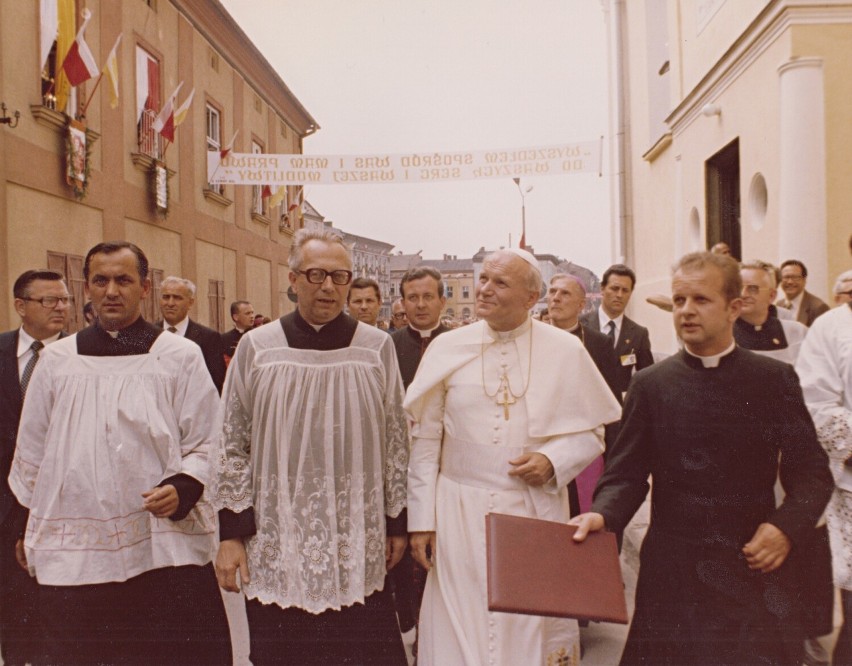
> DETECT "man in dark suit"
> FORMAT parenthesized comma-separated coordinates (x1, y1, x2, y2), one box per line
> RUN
(389, 265, 450, 657)
(547, 273, 621, 517)
(777, 259, 830, 327)
(581, 263, 653, 399)
(221, 300, 254, 362)
(158, 276, 226, 393)
(0, 269, 70, 665)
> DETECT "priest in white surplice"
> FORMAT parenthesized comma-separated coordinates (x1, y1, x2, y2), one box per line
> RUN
(406, 249, 621, 666)
(212, 229, 410, 665)
(9, 242, 230, 666)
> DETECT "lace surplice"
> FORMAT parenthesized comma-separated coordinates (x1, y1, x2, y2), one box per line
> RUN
(211, 321, 408, 613)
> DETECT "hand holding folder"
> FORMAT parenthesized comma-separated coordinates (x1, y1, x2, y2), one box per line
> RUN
(486, 512, 629, 624)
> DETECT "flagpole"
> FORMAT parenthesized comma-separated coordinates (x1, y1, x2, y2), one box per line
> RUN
(79, 71, 104, 118)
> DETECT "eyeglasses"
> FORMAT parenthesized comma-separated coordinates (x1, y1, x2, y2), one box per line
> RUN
(392, 313, 408, 320)
(741, 285, 771, 296)
(297, 269, 353, 285)
(21, 296, 70, 309)
(781, 275, 804, 282)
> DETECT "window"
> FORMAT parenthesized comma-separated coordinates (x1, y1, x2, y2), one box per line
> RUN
(446, 285, 454, 298)
(462, 286, 470, 299)
(206, 104, 223, 194)
(40, 2, 79, 113)
(136, 46, 162, 159)
(251, 140, 268, 217)
(47, 251, 84, 332)
(208, 280, 225, 332)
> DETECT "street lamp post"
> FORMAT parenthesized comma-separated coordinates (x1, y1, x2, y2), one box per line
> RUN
(513, 178, 533, 248)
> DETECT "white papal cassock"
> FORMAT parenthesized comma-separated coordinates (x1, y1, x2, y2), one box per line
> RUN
(405, 317, 622, 666)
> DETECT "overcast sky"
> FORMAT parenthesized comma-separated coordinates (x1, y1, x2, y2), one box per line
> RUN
(220, 0, 613, 272)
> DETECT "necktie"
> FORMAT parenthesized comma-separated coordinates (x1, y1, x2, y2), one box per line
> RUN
(20, 340, 44, 399)
(168, 326, 178, 333)
(606, 320, 616, 347)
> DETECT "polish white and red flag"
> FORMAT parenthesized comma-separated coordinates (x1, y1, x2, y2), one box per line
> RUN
(152, 81, 183, 143)
(60, 8, 99, 87)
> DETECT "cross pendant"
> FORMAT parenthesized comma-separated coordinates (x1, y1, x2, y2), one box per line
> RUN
(496, 376, 515, 420)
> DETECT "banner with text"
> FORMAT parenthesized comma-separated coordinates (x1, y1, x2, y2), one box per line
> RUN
(207, 139, 602, 186)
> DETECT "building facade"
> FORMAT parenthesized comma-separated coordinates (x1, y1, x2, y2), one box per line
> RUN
(0, 0, 317, 331)
(608, 0, 852, 353)
(421, 255, 475, 322)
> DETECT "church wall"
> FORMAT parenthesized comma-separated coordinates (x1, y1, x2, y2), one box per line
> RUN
(4, 185, 102, 325)
(245, 254, 272, 321)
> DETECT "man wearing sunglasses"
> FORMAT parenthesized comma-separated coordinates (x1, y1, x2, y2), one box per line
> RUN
(213, 228, 409, 665)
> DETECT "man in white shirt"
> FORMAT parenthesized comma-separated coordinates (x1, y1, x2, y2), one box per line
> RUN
(158, 275, 226, 392)
(0, 269, 69, 666)
(777, 259, 830, 327)
(581, 264, 653, 398)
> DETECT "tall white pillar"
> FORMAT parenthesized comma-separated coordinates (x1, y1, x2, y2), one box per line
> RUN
(777, 57, 828, 298)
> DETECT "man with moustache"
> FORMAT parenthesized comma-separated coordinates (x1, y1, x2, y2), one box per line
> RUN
(212, 228, 409, 664)
(572, 251, 833, 665)
(0, 269, 70, 666)
(406, 249, 620, 665)
(158, 276, 226, 392)
(9, 242, 230, 665)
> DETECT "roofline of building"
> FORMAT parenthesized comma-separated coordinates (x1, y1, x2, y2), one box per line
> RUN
(172, 0, 320, 137)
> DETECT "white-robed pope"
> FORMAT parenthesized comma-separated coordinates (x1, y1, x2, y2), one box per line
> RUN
(405, 249, 621, 666)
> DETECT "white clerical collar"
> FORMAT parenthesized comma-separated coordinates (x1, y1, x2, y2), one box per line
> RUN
(684, 340, 736, 368)
(163, 317, 189, 336)
(410, 322, 442, 338)
(486, 316, 532, 342)
(17, 327, 62, 358)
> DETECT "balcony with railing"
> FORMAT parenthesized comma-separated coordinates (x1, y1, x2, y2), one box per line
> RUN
(138, 109, 163, 160)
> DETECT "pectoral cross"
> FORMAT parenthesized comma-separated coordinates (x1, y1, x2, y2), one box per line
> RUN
(496, 374, 515, 420)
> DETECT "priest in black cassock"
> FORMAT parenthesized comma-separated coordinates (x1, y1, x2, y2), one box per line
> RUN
(572, 251, 833, 666)
(9, 242, 230, 666)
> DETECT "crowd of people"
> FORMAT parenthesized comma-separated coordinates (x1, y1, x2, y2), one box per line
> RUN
(0, 229, 849, 665)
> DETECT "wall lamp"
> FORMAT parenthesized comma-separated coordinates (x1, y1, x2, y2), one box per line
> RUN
(701, 103, 722, 117)
(0, 102, 20, 128)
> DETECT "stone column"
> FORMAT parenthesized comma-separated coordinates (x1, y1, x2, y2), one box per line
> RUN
(777, 57, 828, 298)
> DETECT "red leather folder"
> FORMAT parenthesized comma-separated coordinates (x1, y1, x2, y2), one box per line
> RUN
(486, 512, 628, 624)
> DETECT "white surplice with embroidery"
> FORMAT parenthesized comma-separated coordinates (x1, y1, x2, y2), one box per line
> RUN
(9, 333, 219, 586)
(210, 321, 408, 613)
(796, 304, 852, 589)
(405, 318, 622, 666)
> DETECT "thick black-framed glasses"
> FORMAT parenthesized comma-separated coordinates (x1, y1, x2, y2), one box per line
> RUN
(21, 296, 70, 309)
(297, 268, 353, 285)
